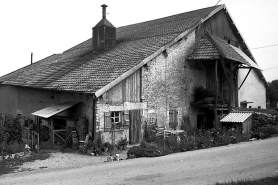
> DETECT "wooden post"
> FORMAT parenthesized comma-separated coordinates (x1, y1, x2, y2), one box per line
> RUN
(229, 62, 234, 112)
(51, 119, 54, 149)
(221, 78, 224, 118)
(234, 68, 239, 107)
(214, 60, 219, 128)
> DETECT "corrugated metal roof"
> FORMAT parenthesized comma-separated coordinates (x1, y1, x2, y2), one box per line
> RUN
(220, 111, 253, 123)
(32, 102, 79, 118)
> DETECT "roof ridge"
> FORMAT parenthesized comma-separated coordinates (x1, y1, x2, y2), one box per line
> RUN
(117, 5, 221, 31)
(62, 6, 221, 56)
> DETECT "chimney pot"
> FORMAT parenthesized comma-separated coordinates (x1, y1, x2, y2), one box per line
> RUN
(101, 4, 107, 19)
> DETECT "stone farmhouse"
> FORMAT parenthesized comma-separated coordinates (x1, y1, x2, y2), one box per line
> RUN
(0, 4, 267, 146)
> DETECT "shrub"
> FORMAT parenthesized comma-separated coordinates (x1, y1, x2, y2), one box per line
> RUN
(193, 86, 215, 101)
(4, 143, 25, 154)
(127, 141, 169, 158)
(143, 123, 156, 142)
(252, 126, 278, 139)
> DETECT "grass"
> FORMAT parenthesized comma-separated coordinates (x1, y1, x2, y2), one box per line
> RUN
(214, 175, 278, 185)
(0, 151, 50, 176)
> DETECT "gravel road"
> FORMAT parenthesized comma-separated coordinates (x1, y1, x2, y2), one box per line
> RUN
(1, 137, 278, 185)
(13, 149, 128, 172)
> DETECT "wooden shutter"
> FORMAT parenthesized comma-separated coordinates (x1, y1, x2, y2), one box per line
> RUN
(123, 110, 130, 127)
(104, 112, 111, 131)
(173, 110, 178, 123)
(169, 110, 178, 129)
(169, 110, 174, 123)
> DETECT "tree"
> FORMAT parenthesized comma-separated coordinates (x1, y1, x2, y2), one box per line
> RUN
(266, 80, 278, 102)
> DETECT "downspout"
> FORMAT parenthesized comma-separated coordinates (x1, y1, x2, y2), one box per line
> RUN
(92, 94, 97, 141)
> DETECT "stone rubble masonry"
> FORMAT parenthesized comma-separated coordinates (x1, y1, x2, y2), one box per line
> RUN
(95, 31, 209, 143)
(142, 31, 206, 128)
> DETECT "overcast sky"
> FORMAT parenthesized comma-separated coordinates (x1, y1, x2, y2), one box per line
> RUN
(1, 0, 278, 82)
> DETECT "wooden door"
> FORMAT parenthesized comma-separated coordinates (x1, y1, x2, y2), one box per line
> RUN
(129, 109, 142, 144)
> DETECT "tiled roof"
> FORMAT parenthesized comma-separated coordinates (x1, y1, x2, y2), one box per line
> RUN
(187, 36, 220, 60)
(0, 6, 221, 93)
(188, 33, 258, 68)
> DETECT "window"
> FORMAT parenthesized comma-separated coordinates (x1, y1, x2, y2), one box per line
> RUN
(224, 37, 238, 47)
(111, 111, 121, 129)
(104, 111, 129, 131)
(169, 110, 178, 129)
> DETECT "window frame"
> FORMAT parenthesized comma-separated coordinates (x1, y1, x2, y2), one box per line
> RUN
(104, 111, 129, 132)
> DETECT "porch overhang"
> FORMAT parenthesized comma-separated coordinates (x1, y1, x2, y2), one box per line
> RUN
(32, 102, 79, 119)
(187, 32, 260, 70)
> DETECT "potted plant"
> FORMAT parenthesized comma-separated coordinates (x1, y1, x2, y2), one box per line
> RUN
(118, 137, 128, 150)
(103, 142, 111, 153)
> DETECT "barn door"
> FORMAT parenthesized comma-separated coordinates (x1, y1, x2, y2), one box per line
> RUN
(129, 109, 142, 144)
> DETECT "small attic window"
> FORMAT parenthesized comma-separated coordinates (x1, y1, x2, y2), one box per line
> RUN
(224, 37, 238, 47)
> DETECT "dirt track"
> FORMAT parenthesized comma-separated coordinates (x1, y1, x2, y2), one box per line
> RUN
(1, 137, 278, 185)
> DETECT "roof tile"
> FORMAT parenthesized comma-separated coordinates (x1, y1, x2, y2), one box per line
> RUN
(0, 6, 221, 93)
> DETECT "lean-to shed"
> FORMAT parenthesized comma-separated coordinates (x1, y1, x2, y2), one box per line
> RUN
(220, 111, 253, 132)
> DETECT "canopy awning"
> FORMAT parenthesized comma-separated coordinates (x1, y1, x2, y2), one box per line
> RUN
(220, 111, 253, 123)
(32, 102, 79, 118)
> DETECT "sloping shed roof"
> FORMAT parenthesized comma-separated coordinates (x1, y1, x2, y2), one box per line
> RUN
(188, 33, 259, 69)
(220, 111, 253, 123)
(0, 5, 220, 94)
(32, 102, 79, 118)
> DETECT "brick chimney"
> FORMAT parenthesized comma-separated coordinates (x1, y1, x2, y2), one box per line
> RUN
(92, 4, 116, 51)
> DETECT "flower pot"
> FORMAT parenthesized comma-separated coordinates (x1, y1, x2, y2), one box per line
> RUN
(83, 146, 87, 154)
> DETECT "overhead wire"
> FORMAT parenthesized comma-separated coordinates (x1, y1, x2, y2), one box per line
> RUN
(250, 43, 278, 50)
(263, 66, 278, 71)
(215, 0, 221, 6)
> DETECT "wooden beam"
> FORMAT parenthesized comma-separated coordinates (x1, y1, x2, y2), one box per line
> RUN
(238, 68, 252, 90)
(51, 119, 54, 149)
(229, 62, 234, 112)
(214, 60, 219, 128)
(220, 58, 231, 87)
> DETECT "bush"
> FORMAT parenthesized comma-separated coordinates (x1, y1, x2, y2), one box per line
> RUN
(128, 125, 275, 159)
(251, 126, 278, 139)
(193, 86, 215, 101)
(4, 143, 25, 155)
(127, 141, 169, 158)
(143, 124, 156, 142)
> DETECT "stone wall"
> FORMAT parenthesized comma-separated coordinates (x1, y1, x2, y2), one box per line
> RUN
(142, 31, 206, 128)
